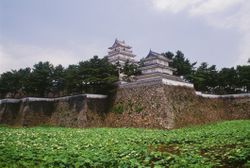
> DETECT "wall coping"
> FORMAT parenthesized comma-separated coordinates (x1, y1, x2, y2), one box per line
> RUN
(195, 91, 250, 98)
(119, 77, 194, 88)
(162, 78, 194, 88)
(0, 94, 107, 104)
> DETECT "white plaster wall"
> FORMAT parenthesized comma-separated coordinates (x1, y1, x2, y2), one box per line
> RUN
(142, 68, 173, 75)
(144, 59, 169, 66)
(162, 78, 194, 88)
(0, 94, 107, 105)
(195, 92, 250, 98)
(157, 60, 169, 66)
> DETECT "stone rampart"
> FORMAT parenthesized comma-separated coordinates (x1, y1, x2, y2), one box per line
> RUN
(105, 81, 250, 129)
(0, 94, 107, 127)
(0, 82, 249, 129)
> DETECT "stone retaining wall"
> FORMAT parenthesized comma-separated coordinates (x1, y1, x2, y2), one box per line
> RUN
(0, 94, 107, 127)
(105, 83, 250, 129)
(0, 84, 249, 129)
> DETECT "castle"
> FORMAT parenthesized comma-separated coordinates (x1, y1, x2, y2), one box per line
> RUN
(0, 39, 249, 129)
(106, 39, 136, 65)
(106, 39, 193, 87)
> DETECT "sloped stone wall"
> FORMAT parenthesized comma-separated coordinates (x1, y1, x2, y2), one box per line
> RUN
(104, 83, 175, 129)
(104, 83, 250, 129)
(0, 95, 107, 127)
(0, 85, 249, 129)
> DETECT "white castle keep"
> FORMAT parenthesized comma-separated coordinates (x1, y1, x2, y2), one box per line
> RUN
(105, 39, 136, 65)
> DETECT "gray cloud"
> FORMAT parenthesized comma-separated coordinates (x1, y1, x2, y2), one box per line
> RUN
(151, 0, 250, 66)
(0, 0, 248, 73)
(0, 42, 105, 73)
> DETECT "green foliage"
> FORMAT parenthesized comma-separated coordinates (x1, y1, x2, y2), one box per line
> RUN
(216, 67, 238, 94)
(163, 51, 174, 59)
(30, 62, 54, 97)
(64, 64, 81, 94)
(0, 71, 19, 98)
(1, 50, 249, 97)
(78, 56, 118, 94)
(162, 50, 250, 94)
(191, 62, 218, 93)
(237, 65, 250, 92)
(191, 63, 250, 94)
(0, 68, 31, 98)
(163, 50, 196, 79)
(52, 65, 65, 94)
(172, 50, 197, 78)
(112, 104, 124, 114)
(134, 104, 144, 113)
(0, 56, 118, 98)
(0, 120, 249, 167)
(122, 60, 141, 77)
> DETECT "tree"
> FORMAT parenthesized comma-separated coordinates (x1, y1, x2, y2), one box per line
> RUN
(163, 50, 196, 81)
(78, 56, 118, 94)
(51, 65, 65, 96)
(172, 51, 196, 78)
(191, 62, 218, 93)
(122, 60, 141, 77)
(236, 65, 250, 92)
(64, 64, 81, 95)
(206, 65, 218, 91)
(15, 68, 32, 96)
(0, 71, 19, 98)
(217, 67, 237, 94)
(29, 62, 54, 97)
(163, 51, 174, 60)
(191, 62, 208, 92)
(0, 68, 32, 98)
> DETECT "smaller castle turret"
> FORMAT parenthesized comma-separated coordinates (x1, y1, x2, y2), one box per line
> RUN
(140, 50, 175, 75)
(135, 50, 185, 82)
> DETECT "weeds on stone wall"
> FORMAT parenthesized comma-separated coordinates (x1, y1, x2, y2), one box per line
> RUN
(127, 99, 133, 111)
(135, 104, 144, 113)
(112, 104, 124, 114)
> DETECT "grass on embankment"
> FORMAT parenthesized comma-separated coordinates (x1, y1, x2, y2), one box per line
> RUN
(0, 120, 249, 167)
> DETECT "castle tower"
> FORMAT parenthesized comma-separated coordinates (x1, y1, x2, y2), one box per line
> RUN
(106, 39, 136, 66)
(140, 50, 175, 75)
(135, 50, 185, 82)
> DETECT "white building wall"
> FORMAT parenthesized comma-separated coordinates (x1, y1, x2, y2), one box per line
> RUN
(157, 60, 169, 66)
(195, 92, 250, 98)
(108, 54, 134, 64)
(0, 94, 107, 105)
(162, 78, 194, 88)
(144, 59, 169, 66)
(142, 68, 173, 75)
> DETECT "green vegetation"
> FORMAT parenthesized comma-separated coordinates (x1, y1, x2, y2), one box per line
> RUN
(112, 103, 124, 114)
(163, 50, 250, 94)
(0, 56, 141, 99)
(0, 56, 119, 98)
(0, 52, 249, 98)
(0, 120, 249, 167)
(134, 104, 144, 113)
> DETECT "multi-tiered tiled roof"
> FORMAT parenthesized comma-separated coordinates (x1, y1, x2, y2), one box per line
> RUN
(140, 50, 176, 76)
(106, 39, 136, 65)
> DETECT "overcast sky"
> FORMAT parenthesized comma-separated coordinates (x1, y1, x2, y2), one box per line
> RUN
(0, 0, 250, 73)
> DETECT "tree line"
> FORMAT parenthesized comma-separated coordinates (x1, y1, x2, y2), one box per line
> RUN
(0, 52, 249, 98)
(0, 56, 119, 98)
(163, 51, 250, 94)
